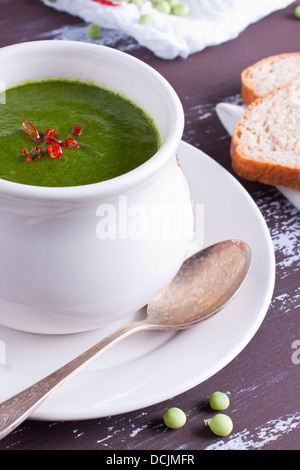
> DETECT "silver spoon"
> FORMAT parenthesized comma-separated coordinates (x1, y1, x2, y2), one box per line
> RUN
(0, 239, 251, 440)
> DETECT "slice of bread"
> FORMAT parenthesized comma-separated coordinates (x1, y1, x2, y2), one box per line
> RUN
(241, 52, 300, 105)
(230, 82, 300, 189)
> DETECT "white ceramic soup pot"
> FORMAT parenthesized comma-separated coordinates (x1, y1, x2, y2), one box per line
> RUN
(0, 40, 194, 334)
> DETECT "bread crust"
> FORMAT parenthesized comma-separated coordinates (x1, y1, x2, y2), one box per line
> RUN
(241, 52, 300, 105)
(231, 85, 300, 189)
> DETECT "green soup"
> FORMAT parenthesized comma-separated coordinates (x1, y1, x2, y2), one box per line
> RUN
(0, 79, 161, 187)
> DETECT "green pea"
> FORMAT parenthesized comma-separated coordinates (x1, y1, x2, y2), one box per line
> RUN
(139, 14, 153, 24)
(166, 0, 179, 6)
(87, 24, 102, 39)
(209, 392, 230, 411)
(130, 0, 144, 7)
(295, 6, 300, 19)
(204, 414, 233, 437)
(172, 3, 190, 16)
(163, 407, 187, 429)
(156, 1, 171, 14)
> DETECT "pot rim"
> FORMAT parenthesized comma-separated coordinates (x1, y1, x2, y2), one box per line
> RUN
(0, 40, 184, 202)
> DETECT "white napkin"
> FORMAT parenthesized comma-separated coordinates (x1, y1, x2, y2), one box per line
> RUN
(216, 103, 300, 211)
(41, 0, 294, 59)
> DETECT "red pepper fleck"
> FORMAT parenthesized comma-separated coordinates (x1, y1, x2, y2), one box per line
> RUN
(22, 147, 29, 158)
(41, 128, 60, 144)
(45, 144, 63, 159)
(72, 125, 84, 137)
(22, 121, 40, 142)
(60, 135, 80, 149)
(23, 146, 43, 163)
(21, 122, 82, 162)
(92, 0, 121, 6)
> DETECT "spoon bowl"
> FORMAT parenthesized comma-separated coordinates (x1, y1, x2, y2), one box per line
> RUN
(147, 239, 251, 327)
(0, 239, 251, 440)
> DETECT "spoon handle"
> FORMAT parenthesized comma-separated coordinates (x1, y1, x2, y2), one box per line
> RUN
(0, 320, 147, 441)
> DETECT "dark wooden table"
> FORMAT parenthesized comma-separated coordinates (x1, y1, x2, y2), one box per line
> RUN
(0, 0, 299, 451)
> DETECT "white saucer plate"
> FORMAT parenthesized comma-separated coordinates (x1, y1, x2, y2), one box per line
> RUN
(0, 141, 275, 421)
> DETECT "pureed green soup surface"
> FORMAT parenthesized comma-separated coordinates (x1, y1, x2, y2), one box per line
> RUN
(0, 79, 161, 187)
